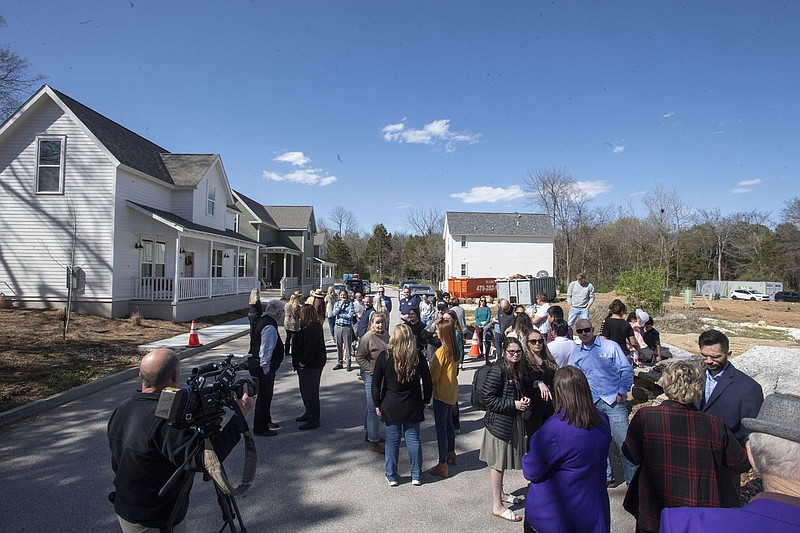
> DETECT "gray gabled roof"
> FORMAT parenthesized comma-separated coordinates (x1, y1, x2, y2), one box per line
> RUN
(264, 206, 316, 231)
(232, 190, 279, 229)
(128, 201, 260, 245)
(445, 211, 554, 237)
(52, 87, 175, 184)
(160, 154, 219, 187)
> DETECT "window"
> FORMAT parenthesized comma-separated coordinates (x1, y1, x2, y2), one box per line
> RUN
(207, 185, 216, 216)
(460, 235, 467, 248)
(36, 136, 66, 193)
(212, 249, 223, 277)
(237, 253, 247, 277)
(140, 240, 166, 277)
(460, 263, 468, 276)
(234, 213, 239, 233)
(306, 258, 311, 279)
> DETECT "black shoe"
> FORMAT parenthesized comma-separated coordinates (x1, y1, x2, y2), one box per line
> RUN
(254, 429, 278, 437)
(267, 422, 281, 430)
(347, 364, 352, 372)
(296, 414, 309, 422)
(332, 363, 343, 370)
(298, 422, 319, 431)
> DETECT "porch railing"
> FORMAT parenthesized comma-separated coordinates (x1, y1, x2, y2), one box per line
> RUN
(131, 277, 257, 301)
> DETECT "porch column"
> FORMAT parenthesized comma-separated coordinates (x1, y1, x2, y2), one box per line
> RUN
(254, 247, 260, 290)
(283, 253, 287, 283)
(209, 239, 214, 299)
(173, 234, 181, 304)
(290, 254, 295, 282)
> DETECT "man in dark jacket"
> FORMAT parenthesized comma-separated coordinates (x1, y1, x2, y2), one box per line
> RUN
(108, 348, 253, 532)
(356, 295, 376, 338)
(492, 299, 515, 358)
(249, 299, 285, 436)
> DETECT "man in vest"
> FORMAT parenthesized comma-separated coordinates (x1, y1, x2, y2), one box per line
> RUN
(249, 299, 285, 436)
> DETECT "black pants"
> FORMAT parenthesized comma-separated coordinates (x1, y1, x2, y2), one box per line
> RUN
(251, 366, 276, 433)
(285, 330, 296, 360)
(297, 367, 323, 424)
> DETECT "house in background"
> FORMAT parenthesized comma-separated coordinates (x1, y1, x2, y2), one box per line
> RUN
(232, 192, 335, 296)
(0, 85, 260, 320)
(443, 211, 554, 279)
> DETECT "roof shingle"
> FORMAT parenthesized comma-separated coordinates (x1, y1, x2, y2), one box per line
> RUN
(445, 211, 554, 237)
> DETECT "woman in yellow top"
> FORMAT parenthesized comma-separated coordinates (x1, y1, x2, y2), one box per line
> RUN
(429, 318, 459, 478)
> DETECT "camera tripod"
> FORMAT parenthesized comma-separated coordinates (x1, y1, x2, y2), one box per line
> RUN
(160, 424, 249, 533)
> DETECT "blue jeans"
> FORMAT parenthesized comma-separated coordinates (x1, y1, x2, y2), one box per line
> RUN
(327, 316, 335, 338)
(384, 422, 422, 482)
(567, 306, 589, 327)
(596, 399, 637, 484)
(361, 370, 380, 442)
(432, 399, 455, 464)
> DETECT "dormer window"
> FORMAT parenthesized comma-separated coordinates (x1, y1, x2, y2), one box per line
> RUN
(35, 136, 66, 194)
(207, 185, 216, 216)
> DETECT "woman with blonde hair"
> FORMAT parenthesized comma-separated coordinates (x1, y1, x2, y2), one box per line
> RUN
(372, 323, 432, 486)
(324, 285, 336, 343)
(429, 318, 460, 477)
(247, 288, 263, 331)
(373, 293, 390, 328)
(521, 329, 557, 449)
(356, 313, 389, 452)
(291, 304, 327, 430)
(622, 360, 750, 533)
(284, 294, 301, 359)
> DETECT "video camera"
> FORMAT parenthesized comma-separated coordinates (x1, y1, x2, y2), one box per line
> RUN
(155, 354, 259, 429)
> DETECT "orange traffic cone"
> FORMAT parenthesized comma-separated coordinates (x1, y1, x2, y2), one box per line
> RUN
(469, 334, 480, 358)
(187, 320, 202, 347)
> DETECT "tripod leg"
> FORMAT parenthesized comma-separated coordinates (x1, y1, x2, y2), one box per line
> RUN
(214, 482, 246, 533)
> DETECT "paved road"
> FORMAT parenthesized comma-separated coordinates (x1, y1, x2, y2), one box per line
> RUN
(0, 287, 634, 532)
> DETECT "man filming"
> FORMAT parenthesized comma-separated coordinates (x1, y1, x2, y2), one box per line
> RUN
(107, 348, 254, 533)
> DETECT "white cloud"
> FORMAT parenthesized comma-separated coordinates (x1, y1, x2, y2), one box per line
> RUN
(264, 151, 337, 186)
(629, 190, 647, 197)
(450, 185, 524, 204)
(612, 145, 625, 154)
(712, 130, 725, 136)
(575, 180, 612, 199)
(663, 111, 675, 118)
(381, 118, 480, 151)
(732, 187, 750, 194)
(737, 178, 762, 187)
(274, 151, 310, 166)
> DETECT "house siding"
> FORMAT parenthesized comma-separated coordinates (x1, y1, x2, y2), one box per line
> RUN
(0, 97, 116, 311)
(444, 233, 554, 279)
(191, 163, 227, 231)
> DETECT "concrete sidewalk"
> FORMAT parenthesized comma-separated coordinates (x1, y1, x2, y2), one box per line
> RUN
(0, 318, 252, 427)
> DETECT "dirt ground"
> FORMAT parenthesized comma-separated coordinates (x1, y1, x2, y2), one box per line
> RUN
(1, 294, 797, 413)
(0, 307, 246, 413)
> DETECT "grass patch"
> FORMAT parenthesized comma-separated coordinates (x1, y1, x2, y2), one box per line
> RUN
(45, 368, 98, 393)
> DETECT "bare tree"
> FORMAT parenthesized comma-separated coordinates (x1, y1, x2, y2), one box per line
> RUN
(406, 207, 444, 236)
(524, 167, 589, 283)
(326, 205, 359, 237)
(643, 186, 694, 285)
(697, 209, 740, 281)
(782, 197, 800, 227)
(0, 16, 46, 120)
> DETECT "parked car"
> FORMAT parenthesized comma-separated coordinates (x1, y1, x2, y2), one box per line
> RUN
(345, 278, 364, 296)
(729, 288, 770, 301)
(399, 279, 419, 292)
(333, 283, 348, 296)
(410, 285, 434, 299)
(362, 280, 371, 294)
(774, 290, 800, 302)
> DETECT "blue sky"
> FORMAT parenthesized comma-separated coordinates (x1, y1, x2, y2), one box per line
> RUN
(3, 1, 798, 233)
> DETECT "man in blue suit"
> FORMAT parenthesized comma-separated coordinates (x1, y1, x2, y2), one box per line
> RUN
(698, 329, 763, 445)
(698, 329, 763, 505)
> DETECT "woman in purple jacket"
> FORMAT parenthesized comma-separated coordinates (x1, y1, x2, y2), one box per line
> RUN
(522, 366, 612, 533)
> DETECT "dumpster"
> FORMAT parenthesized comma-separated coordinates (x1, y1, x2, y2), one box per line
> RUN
(496, 277, 557, 304)
(447, 277, 497, 299)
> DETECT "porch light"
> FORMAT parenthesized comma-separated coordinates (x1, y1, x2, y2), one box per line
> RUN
(223, 253, 230, 258)
(134, 242, 144, 249)
(180, 248, 186, 253)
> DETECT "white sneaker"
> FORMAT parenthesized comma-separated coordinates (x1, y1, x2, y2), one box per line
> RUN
(386, 477, 398, 487)
(411, 479, 422, 486)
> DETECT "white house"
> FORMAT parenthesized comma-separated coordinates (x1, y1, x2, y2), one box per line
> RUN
(443, 211, 554, 279)
(0, 85, 261, 320)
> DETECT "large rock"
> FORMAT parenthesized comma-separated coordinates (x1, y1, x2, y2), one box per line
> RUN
(731, 346, 800, 396)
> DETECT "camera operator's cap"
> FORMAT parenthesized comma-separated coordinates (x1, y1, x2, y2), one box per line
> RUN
(742, 393, 800, 443)
(436, 301, 448, 310)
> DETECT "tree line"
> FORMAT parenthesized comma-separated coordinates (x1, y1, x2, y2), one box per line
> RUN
(319, 169, 799, 293)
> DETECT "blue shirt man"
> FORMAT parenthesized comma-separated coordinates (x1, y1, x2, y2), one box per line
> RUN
(398, 286, 420, 322)
(569, 318, 636, 485)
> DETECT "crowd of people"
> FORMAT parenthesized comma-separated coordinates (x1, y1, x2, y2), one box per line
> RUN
(107, 278, 799, 533)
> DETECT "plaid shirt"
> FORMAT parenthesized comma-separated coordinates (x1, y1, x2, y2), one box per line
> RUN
(622, 400, 750, 533)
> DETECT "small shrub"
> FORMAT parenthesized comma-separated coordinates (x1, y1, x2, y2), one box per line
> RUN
(129, 310, 143, 327)
(615, 268, 667, 315)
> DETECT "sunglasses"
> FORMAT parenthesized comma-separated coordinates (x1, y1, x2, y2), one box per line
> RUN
(576, 327, 592, 334)
(527, 338, 544, 345)
(506, 349, 523, 356)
